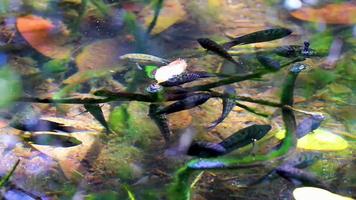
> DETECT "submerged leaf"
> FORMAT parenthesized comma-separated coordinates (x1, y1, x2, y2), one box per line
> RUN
(16, 15, 72, 59)
(84, 104, 110, 133)
(75, 39, 125, 72)
(290, 3, 356, 25)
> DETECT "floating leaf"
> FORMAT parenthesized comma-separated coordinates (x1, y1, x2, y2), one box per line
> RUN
(16, 15, 72, 59)
(143, 0, 187, 35)
(75, 39, 125, 72)
(290, 3, 356, 25)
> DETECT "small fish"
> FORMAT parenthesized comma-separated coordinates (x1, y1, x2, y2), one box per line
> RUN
(156, 92, 211, 115)
(119, 53, 170, 65)
(207, 86, 236, 130)
(10, 117, 74, 133)
(22, 133, 82, 147)
(146, 83, 163, 93)
(159, 71, 216, 87)
(290, 63, 307, 74)
(274, 45, 317, 58)
(276, 165, 326, 188)
(219, 124, 271, 153)
(197, 38, 243, 66)
(222, 28, 292, 49)
(296, 114, 325, 138)
(256, 54, 281, 70)
(187, 142, 227, 157)
(84, 104, 110, 133)
(248, 152, 321, 186)
(187, 124, 271, 158)
(148, 104, 172, 143)
(9, 106, 74, 133)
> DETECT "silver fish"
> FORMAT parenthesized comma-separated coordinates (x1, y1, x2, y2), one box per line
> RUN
(119, 53, 170, 65)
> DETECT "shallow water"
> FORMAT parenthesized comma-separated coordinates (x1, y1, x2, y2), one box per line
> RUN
(0, 0, 355, 199)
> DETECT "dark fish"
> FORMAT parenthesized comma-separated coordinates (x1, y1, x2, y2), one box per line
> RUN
(207, 86, 236, 130)
(276, 165, 326, 187)
(187, 124, 271, 158)
(274, 45, 318, 58)
(197, 38, 242, 66)
(248, 152, 321, 186)
(222, 28, 292, 49)
(84, 104, 110, 134)
(296, 114, 325, 138)
(159, 71, 216, 87)
(9, 106, 74, 133)
(187, 141, 226, 157)
(148, 103, 172, 143)
(22, 133, 82, 147)
(156, 92, 211, 115)
(256, 54, 281, 70)
(219, 124, 271, 153)
(10, 118, 74, 133)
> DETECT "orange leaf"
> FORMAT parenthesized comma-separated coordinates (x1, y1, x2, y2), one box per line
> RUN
(16, 15, 72, 59)
(290, 3, 356, 25)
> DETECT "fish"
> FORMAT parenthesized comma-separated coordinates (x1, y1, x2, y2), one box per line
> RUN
(247, 152, 321, 186)
(274, 45, 318, 58)
(187, 124, 271, 157)
(256, 54, 281, 70)
(10, 116, 74, 133)
(207, 86, 236, 130)
(187, 142, 226, 157)
(296, 114, 325, 138)
(197, 38, 243, 66)
(84, 104, 110, 134)
(159, 71, 216, 87)
(219, 124, 271, 153)
(119, 53, 170, 65)
(222, 28, 292, 49)
(22, 133, 82, 147)
(148, 103, 172, 143)
(290, 63, 307, 74)
(156, 92, 211, 115)
(9, 106, 75, 133)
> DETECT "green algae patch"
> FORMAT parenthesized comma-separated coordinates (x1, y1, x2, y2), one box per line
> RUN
(108, 102, 160, 148)
(0, 67, 22, 108)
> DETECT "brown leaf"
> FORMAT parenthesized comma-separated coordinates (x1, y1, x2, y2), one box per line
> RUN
(16, 15, 72, 59)
(290, 3, 356, 25)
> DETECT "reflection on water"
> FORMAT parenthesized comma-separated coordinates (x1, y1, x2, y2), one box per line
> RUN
(0, 0, 355, 199)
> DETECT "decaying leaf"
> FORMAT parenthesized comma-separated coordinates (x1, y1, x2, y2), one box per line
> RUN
(290, 3, 356, 25)
(16, 15, 73, 59)
(75, 38, 125, 72)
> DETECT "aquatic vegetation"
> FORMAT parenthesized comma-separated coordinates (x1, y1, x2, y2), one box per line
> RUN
(0, 159, 20, 188)
(0, 1, 354, 199)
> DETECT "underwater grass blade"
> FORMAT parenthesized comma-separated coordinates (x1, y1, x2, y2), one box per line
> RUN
(84, 104, 110, 133)
(123, 185, 137, 200)
(168, 62, 303, 199)
(0, 159, 20, 188)
(235, 101, 269, 117)
(89, 0, 110, 16)
(146, 0, 164, 36)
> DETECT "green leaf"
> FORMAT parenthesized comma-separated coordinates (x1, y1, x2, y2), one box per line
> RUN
(0, 67, 22, 108)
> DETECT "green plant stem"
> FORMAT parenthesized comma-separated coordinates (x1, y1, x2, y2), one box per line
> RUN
(0, 159, 20, 188)
(146, 0, 164, 36)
